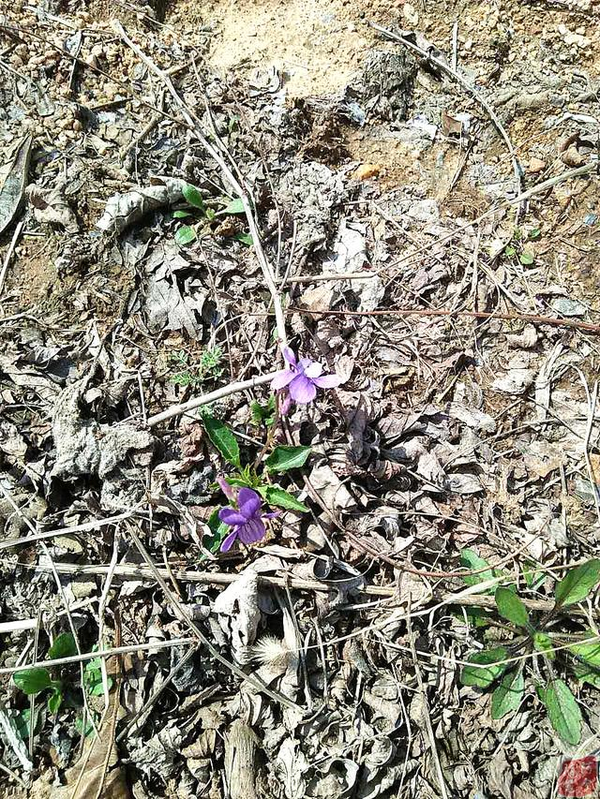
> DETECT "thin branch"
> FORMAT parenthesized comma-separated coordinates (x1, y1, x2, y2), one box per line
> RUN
(146, 370, 277, 427)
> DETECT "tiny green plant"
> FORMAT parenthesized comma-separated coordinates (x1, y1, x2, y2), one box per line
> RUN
(459, 555, 600, 745)
(13, 632, 78, 715)
(169, 347, 224, 387)
(504, 226, 540, 266)
(173, 183, 252, 247)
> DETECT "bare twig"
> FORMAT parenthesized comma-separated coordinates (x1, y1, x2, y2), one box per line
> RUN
(0, 220, 24, 297)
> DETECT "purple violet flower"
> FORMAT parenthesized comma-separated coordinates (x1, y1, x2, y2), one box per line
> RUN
(218, 487, 277, 552)
(271, 347, 341, 404)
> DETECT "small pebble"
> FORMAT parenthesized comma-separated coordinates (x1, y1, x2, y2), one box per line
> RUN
(527, 157, 546, 174)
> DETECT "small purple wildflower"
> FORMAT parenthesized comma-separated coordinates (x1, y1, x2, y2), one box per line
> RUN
(271, 347, 341, 405)
(218, 487, 277, 552)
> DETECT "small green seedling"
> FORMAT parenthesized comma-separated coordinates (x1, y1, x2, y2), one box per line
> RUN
(504, 226, 540, 266)
(13, 632, 77, 715)
(459, 556, 600, 745)
(173, 183, 252, 247)
(169, 347, 224, 387)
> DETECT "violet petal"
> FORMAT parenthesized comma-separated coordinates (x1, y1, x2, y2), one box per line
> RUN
(217, 476, 236, 501)
(220, 529, 239, 552)
(238, 487, 262, 518)
(282, 347, 297, 367)
(219, 508, 247, 526)
(312, 374, 342, 389)
(304, 361, 323, 379)
(238, 517, 266, 544)
(289, 374, 317, 403)
(271, 368, 296, 390)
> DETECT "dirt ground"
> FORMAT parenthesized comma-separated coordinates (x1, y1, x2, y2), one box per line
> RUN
(1, 0, 600, 797)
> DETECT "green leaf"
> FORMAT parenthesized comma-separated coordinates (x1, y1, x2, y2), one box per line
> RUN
(48, 632, 77, 660)
(555, 559, 600, 608)
(533, 632, 555, 660)
(572, 660, 600, 688)
(175, 225, 197, 246)
(205, 508, 231, 553)
(218, 197, 245, 215)
(250, 396, 276, 427)
(265, 446, 312, 473)
(461, 647, 508, 688)
(182, 183, 206, 210)
(14, 708, 42, 741)
(519, 250, 535, 265)
(540, 679, 582, 745)
(460, 549, 495, 592)
(523, 560, 545, 590)
(173, 210, 193, 219)
(47, 687, 62, 715)
(13, 668, 52, 695)
(258, 485, 307, 513)
(569, 637, 600, 667)
(201, 411, 241, 468)
(234, 232, 253, 246)
(495, 586, 529, 628)
(528, 227, 541, 240)
(505, 245, 517, 258)
(492, 669, 524, 719)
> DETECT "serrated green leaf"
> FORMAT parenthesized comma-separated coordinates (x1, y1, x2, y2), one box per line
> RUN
(175, 225, 197, 246)
(265, 446, 312, 473)
(520, 250, 535, 265)
(461, 647, 508, 688)
(492, 668, 524, 719)
(13, 668, 53, 695)
(48, 632, 77, 660)
(201, 412, 240, 468)
(555, 559, 600, 608)
(540, 679, 582, 745)
(218, 197, 245, 215)
(533, 632, 555, 659)
(234, 232, 253, 246)
(182, 183, 206, 210)
(460, 549, 495, 592)
(495, 586, 529, 627)
(47, 687, 62, 715)
(258, 485, 307, 513)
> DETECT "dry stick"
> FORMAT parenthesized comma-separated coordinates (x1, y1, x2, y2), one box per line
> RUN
(11, 559, 585, 614)
(372, 23, 524, 219)
(0, 220, 24, 297)
(0, 638, 196, 677)
(0, 509, 140, 551)
(111, 20, 288, 350)
(123, 522, 302, 711)
(288, 306, 600, 336)
(146, 371, 277, 427)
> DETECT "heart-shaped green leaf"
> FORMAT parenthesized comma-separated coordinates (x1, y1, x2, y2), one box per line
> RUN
(540, 679, 582, 745)
(48, 632, 77, 660)
(182, 183, 206, 210)
(495, 586, 529, 627)
(265, 446, 312, 473)
(492, 668, 524, 719)
(175, 225, 197, 246)
(13, 668, 53, 695)
(555, 559, 600, 608)
(461, 647, 508, 689)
